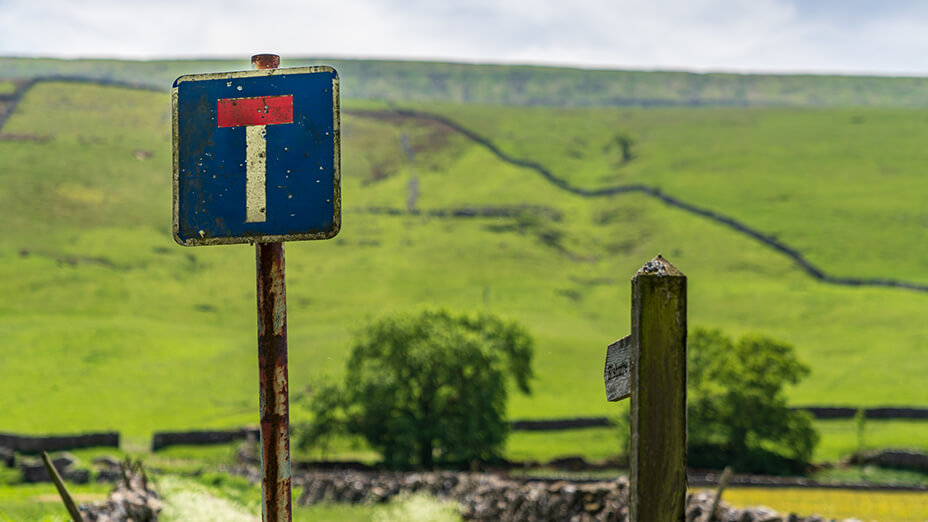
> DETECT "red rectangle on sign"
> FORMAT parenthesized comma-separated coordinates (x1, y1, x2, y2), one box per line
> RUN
(217, 95, 293, 128)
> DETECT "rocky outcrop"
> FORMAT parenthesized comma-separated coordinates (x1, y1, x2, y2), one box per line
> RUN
(80, 461, 161, 522)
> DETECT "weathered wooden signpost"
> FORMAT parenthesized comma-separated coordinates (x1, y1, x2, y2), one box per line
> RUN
(604, 255, 687, 521)
(173, 54, 340, 522)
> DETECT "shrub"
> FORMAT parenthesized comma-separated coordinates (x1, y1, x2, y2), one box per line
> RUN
(299, 309, 533, 470)
(687, 328, 819, 474)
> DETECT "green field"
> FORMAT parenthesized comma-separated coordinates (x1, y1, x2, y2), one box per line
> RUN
(0, 57, 927, 476)
(294, 418, 928, 466)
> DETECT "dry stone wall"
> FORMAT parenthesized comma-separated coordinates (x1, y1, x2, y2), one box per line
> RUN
(18, 453, 90, 484)
(294, 470, 848, 521)
(0, 431, 119, 453)
(848, 449, 928, 472)
(150, 427, 258, 451)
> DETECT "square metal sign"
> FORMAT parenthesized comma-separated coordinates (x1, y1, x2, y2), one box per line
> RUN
(172, 66, 340, 246)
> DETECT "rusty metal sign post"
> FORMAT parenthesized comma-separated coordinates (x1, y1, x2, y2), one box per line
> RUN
(172, 53, 340, 522)
(256, 239, 290, 520)
(253, 54, 292, 522)
(604, 255, 687, 522)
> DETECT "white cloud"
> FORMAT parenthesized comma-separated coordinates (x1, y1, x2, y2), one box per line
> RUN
(0, 0, 927, 75)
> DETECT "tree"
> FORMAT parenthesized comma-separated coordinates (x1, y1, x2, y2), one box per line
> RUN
(687, 328, 819, 474)
(300, 309, 533, 470)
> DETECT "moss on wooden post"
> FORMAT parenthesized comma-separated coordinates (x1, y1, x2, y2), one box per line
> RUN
(630, 254, 687, 522)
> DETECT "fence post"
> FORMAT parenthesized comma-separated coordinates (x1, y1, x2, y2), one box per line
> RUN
(41, 451, 82, 522)
(604, 254, 687, 521)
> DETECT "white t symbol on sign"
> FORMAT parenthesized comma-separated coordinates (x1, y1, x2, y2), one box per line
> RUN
(217, 94, 294, 223)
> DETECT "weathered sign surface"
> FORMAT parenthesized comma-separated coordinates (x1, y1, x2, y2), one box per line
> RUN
(604, 334, 632, 402)
(173, 66, 340, 246)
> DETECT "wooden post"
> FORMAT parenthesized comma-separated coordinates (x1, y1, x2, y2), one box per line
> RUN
(703, 466, 733, 522)
(604, 254, 687, 522)
(631, 255, 686, 521)
(41, 451, 83, 522)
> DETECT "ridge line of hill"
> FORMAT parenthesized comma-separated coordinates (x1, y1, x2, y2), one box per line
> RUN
(4, 77, 925, 294)
(351, 107, 928, 294)
(9, 58, 928, 106)
(0, 76, 162, 129)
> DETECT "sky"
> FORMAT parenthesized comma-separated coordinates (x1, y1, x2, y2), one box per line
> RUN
(2, 0, 927, 75)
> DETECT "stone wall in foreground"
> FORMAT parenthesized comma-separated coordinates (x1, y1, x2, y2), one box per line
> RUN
(293, 471, 843, 522)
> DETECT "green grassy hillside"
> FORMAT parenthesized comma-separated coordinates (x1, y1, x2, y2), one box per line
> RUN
(0, 78, 926, 455)
(417, 103, 928, 284)
(6, 57, 928, 107)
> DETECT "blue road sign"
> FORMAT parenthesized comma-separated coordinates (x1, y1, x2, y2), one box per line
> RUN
(172, 66, 340, 246)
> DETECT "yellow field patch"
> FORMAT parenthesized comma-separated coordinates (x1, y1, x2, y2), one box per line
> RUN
(698, 487, 928, 522)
